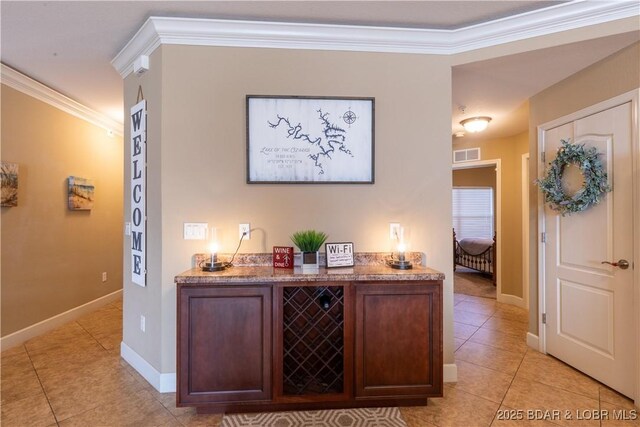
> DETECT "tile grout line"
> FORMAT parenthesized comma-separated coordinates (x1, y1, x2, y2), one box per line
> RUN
(107, 299, 193, 426)
(458, 331, 526, 359)
(148, 388, 189, 426)
(42, 320, 119, 424)
(75, 319, 110, 352)
(453, 295, 531, 427)
(23, 343, 61, 426)
(452, 346, 528, 402)
(598, 386, 602, 427)
(522, 352, 604, 402)
(487, 347, 533, 427)
(27, 319, 162, 425)
(455, 345, 526, 377)
(456, 293, 607, 426)
(511, 353, 604, 425)
(439, 382, 502, 427)
(452, 307, 519, 426)
(454, 309, 492, 330)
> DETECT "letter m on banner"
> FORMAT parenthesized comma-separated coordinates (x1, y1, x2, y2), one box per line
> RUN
(131, 100, 146, 287)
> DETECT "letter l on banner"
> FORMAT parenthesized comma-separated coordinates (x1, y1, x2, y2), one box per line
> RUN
(131, 100, 146, 287)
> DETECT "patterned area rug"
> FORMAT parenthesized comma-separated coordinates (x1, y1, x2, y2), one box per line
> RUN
(454, 267, 496, 299)
(221, 407, 407, 427)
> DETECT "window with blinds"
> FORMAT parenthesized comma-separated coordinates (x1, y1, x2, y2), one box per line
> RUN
(452, 187, 494, 240)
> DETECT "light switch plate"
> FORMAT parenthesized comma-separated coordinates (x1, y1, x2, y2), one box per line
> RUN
(184, 223, 208, 240)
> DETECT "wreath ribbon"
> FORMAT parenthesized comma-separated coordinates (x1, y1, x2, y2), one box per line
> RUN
(536, 139, 611, 216)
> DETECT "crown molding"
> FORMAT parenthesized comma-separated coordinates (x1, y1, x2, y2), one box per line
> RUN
(112, 19, 162, 78)
(1, 64, 123, 137)
(112, 0, 640, 78)
(447, 0, 640, 53)
(111, 17, 450, 75)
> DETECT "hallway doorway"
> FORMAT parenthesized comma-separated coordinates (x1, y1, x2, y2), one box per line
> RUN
(452, 161, 499, 301)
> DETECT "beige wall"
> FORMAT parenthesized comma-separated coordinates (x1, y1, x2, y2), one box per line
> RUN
(1, 84, 124, 336)
(453, 132, 529, 297)
(123, 45, 455, 373)
(123, 49, 164, 370)
(528, 41, 640, 334)
(453, 167, 496, 188)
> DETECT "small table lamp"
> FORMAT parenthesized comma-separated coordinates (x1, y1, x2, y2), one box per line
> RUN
(202, 227, 227, 272)
(389, 227, 413, 270)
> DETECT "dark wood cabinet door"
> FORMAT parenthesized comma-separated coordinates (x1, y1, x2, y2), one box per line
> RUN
(178, 286, 272, 404)
(354, 282, 442, 398)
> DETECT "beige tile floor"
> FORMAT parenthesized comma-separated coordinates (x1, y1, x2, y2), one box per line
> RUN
(405, 293, 638, 427)
(1, 295, 637, 426)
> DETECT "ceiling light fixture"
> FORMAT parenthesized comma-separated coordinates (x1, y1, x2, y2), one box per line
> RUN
(460, 116, 492, 133)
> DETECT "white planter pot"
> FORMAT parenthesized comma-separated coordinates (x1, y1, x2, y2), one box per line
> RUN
(301, 251, 320, 270)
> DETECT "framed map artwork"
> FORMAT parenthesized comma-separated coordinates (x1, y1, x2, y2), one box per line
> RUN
(246, 96, 374, 184)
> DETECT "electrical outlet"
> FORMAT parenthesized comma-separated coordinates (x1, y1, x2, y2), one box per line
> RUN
(140, 315, 146, 332)
(124, 222, 131, 236)
(102, 272, 107, 282)
(239, 223, 251, 240)
(390, 223, 401, 240)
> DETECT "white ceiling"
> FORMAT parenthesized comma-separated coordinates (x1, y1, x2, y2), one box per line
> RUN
(1, 1, 638, 139)
(452, 31, 640, 141)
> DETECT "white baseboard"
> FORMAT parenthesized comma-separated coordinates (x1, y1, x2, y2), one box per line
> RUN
(497, 293, 526, 308)
(120, 342, 176, 393)
(1, 289, 123, 350)
(444, 363, 458, 383)
(526, 333, 540, 351)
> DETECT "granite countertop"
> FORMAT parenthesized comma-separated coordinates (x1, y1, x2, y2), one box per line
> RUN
(175, 264, 445, 284)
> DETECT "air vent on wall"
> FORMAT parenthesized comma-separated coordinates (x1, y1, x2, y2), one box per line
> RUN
(453, 148, 481, 163)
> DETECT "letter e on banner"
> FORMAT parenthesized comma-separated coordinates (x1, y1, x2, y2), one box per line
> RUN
(131, 100, 146, 286)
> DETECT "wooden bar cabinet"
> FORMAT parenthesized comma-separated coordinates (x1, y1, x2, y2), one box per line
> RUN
(176, 266, 443, 414)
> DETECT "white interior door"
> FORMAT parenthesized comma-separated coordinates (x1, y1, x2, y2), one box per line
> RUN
(543, 102, 634, 398)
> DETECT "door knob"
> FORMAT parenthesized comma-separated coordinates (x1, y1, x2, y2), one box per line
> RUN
(601, 259, 630, 270)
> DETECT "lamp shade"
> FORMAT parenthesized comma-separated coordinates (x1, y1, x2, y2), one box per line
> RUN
(460, 116, 492, 133)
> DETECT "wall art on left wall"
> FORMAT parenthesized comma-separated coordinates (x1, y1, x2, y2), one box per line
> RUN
(1, 161, 19, 207)
(68, 176, 94, 210)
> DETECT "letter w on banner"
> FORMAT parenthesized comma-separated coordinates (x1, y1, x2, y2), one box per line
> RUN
(131, 100, 146, 287)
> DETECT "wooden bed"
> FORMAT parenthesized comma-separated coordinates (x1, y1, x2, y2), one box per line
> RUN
(453, 229, 496, 285)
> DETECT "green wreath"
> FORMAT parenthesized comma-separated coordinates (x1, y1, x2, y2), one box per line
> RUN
(536, 139, 611, 216)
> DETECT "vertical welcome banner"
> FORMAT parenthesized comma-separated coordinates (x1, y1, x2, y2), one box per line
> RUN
(131, 100, 146, 287)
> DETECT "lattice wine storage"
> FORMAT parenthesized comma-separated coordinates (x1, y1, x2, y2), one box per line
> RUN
(282, 286, 345, 396)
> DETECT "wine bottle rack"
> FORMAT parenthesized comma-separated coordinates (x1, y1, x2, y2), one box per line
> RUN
(282, 286, 344, 395)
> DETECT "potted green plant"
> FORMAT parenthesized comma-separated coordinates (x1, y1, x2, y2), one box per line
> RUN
(290, 230, 328, 270)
